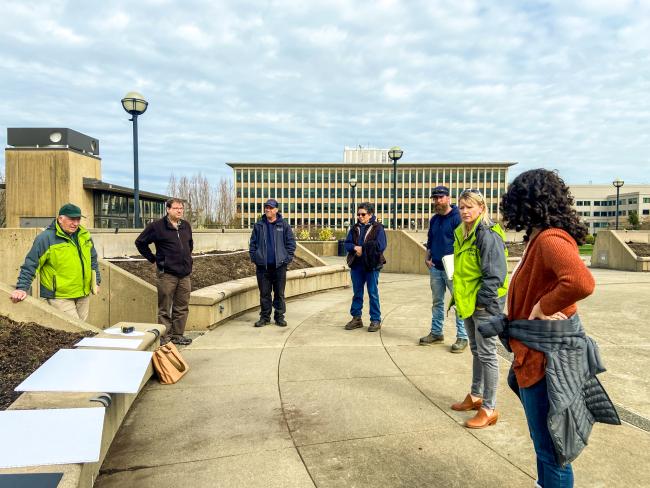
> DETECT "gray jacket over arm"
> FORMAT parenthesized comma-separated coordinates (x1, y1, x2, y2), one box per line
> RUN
(480, 314, 620, 466)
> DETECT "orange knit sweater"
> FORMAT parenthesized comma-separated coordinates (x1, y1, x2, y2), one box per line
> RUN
(508, 228, 595, 388)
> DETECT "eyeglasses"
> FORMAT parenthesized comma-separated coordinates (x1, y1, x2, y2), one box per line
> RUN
(170, 206, 184, 210)
(357, 212, 368, 216)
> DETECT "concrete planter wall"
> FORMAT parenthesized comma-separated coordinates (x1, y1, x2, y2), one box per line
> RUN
(591, 230, 650, 272)
(298, 240, 339, 256)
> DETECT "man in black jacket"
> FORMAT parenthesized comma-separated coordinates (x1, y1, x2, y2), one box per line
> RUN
(249, 199, 296, 327)
(135, 198, 193, 345)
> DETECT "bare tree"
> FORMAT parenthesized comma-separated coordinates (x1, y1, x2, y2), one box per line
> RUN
(214, 177, 235, 226)
(166, 172, 235, 228)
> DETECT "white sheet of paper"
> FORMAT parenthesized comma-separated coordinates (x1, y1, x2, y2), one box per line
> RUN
(0, 407, 104, 468)
(15, 349, 153, 394)
(75, 337, 143, 350)
(442, 254, 455, 280)
(103, 327, 146, 337)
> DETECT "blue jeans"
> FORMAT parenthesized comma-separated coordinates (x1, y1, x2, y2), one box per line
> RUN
(350, 266, 381, 322)
(429, 266, 466, 339)
(520, 377, 574, 488)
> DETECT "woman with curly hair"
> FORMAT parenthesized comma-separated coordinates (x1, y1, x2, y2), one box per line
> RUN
(499, 169, 618, 488)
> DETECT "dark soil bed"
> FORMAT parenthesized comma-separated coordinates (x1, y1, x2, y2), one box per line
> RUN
(0, 316, 94, 410)
(506, 242, 526, 258)
(111, 250, 313, 291)
(627, 242, 650, 257)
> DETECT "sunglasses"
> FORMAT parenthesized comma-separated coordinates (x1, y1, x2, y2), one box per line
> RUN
(460, 188, 483, 197)
(357, 212, 368, 216)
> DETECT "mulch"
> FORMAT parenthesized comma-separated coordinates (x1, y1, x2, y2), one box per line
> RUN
(0, 315, 94, 410)
(111, 250, 313, 291)
(506, 242, 525, 257)
(627, 242, 650, 257)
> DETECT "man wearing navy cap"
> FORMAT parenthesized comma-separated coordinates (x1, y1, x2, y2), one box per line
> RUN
(419, 186, 467, 352)
(11, 203, 100, 321)
(249, 198, 296, 327)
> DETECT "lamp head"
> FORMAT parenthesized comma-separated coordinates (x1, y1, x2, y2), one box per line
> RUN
(349, 177, 357, 188)
(388, 146, 403, 162)
(121, 91, 148, 116)
(613, 177, 624, 188)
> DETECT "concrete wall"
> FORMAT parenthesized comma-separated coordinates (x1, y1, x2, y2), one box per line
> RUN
(299, 241, 339, 256)
(383, 230, 429, 275)
(188, 264, 350, 329)
(592, 230, 650, 272)
(0, 282, 100, 333)
(5, 148, 100, 227)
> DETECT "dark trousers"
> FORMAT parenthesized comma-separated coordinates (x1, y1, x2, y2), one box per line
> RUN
(256, 264, 287, 321)
(157, 272, 191, 340)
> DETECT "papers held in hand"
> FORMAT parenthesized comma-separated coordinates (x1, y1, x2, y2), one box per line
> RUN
(442, 254, 454, 280)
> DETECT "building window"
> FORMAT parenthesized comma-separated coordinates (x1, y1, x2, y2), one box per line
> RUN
(643, 209, 649, 215)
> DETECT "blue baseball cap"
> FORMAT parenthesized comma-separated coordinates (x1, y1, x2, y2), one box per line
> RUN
(430, 186, 450, 197)
(264, 199, 279, 208)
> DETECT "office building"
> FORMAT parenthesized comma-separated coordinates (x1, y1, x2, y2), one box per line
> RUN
(229, 147, 515, 230)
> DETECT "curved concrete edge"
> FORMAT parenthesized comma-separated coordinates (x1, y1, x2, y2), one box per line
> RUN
(0, 323, 165, 488)
(186, 264, 350, 330)
(0, 281, 101, 333)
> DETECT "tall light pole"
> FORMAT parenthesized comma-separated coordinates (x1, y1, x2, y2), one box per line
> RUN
(121, 92, 148, 228)
(613, 177, 624, 230)
(388, 146, 403, 230)
(349, 177, 357, 226)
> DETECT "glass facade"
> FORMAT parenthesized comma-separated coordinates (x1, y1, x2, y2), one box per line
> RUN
(93, 191, 166, 228)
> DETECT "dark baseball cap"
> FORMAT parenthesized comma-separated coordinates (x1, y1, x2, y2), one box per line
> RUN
(58, 203, 84, 218)
(430, 186, 450, 197)
(264, 199, 279, 208)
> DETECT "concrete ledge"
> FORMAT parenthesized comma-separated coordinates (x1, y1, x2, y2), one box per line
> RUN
(0, 322, 165, 488)
(591, 230, 650, 272)
(0, 281, 101, 333)
(186, 264, 350, 329)
(299, 240, 339, 256)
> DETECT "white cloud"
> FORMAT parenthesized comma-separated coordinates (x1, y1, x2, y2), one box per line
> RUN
(0, 0, 648, 190)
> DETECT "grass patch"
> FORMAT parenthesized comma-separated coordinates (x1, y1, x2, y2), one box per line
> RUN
(578, 244, 593, 256)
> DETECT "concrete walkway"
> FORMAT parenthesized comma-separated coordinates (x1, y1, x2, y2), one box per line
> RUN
(96, 266, 650, 487)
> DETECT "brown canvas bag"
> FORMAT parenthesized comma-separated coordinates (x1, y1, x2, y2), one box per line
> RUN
(152, 342, 190, 384)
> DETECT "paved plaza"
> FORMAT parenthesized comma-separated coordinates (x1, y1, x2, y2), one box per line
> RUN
(96, 262, 650, 487)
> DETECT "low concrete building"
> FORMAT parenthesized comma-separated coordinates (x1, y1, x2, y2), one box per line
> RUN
(3, 127, 168, 228)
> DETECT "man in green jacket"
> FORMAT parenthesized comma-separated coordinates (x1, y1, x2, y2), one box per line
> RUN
(10, 203, 100, 321)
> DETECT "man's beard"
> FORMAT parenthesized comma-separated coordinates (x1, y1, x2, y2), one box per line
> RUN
(434, 203, 449, 215)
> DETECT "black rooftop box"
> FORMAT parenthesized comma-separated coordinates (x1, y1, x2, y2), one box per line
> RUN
(7, 128, 99, 155)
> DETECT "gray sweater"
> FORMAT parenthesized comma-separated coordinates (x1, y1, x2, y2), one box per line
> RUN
(479, 314, 620, 466)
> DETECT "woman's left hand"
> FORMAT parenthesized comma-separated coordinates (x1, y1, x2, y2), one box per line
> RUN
(528, 301, 567, 321)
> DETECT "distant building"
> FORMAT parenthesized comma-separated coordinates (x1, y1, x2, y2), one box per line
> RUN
(569, 184, 650, 233)
(4, 128, 168, 228)
(229, 147, 515, 230)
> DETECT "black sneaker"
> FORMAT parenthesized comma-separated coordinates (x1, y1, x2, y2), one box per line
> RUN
(419, 332, 444, 345)
(345, 316, 363, 330)
(275, 318, 288, 327)
(368, 321, 382, 332)
(255, 319, 271, 327)
(171, 335, 192, 346)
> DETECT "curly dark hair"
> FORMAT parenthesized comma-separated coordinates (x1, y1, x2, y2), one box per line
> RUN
(500, 169, 589, 245)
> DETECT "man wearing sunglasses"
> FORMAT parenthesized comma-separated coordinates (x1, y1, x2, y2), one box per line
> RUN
(419, 185, 468, 353)
(249, 198, 296, 327)
(343, 202, 387, 332)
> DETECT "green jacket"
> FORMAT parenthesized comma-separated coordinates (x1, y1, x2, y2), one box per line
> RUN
(16, 220, 100, 299)
(452, 218, 508, 319)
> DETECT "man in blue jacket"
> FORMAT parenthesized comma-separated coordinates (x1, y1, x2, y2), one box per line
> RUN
(419, 186, 467, 352)
(344, 202, 387, 332)
(249, 199, 296, 327)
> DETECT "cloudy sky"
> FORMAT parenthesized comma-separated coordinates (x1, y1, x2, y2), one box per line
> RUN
(1, 0, 649, 194)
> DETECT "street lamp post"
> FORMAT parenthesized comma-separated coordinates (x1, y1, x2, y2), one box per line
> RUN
(121, 92, 148, 228)
(613, 177, 624, 230)
(387, 146, 403, 230)
(349, 177, 357, 227)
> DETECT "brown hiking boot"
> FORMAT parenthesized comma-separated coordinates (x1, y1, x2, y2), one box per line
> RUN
(367, 320, 382, 332)
(345, 316, 363, 330)
(419, 332, 444, 345)
(451, 338, 468, 353)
